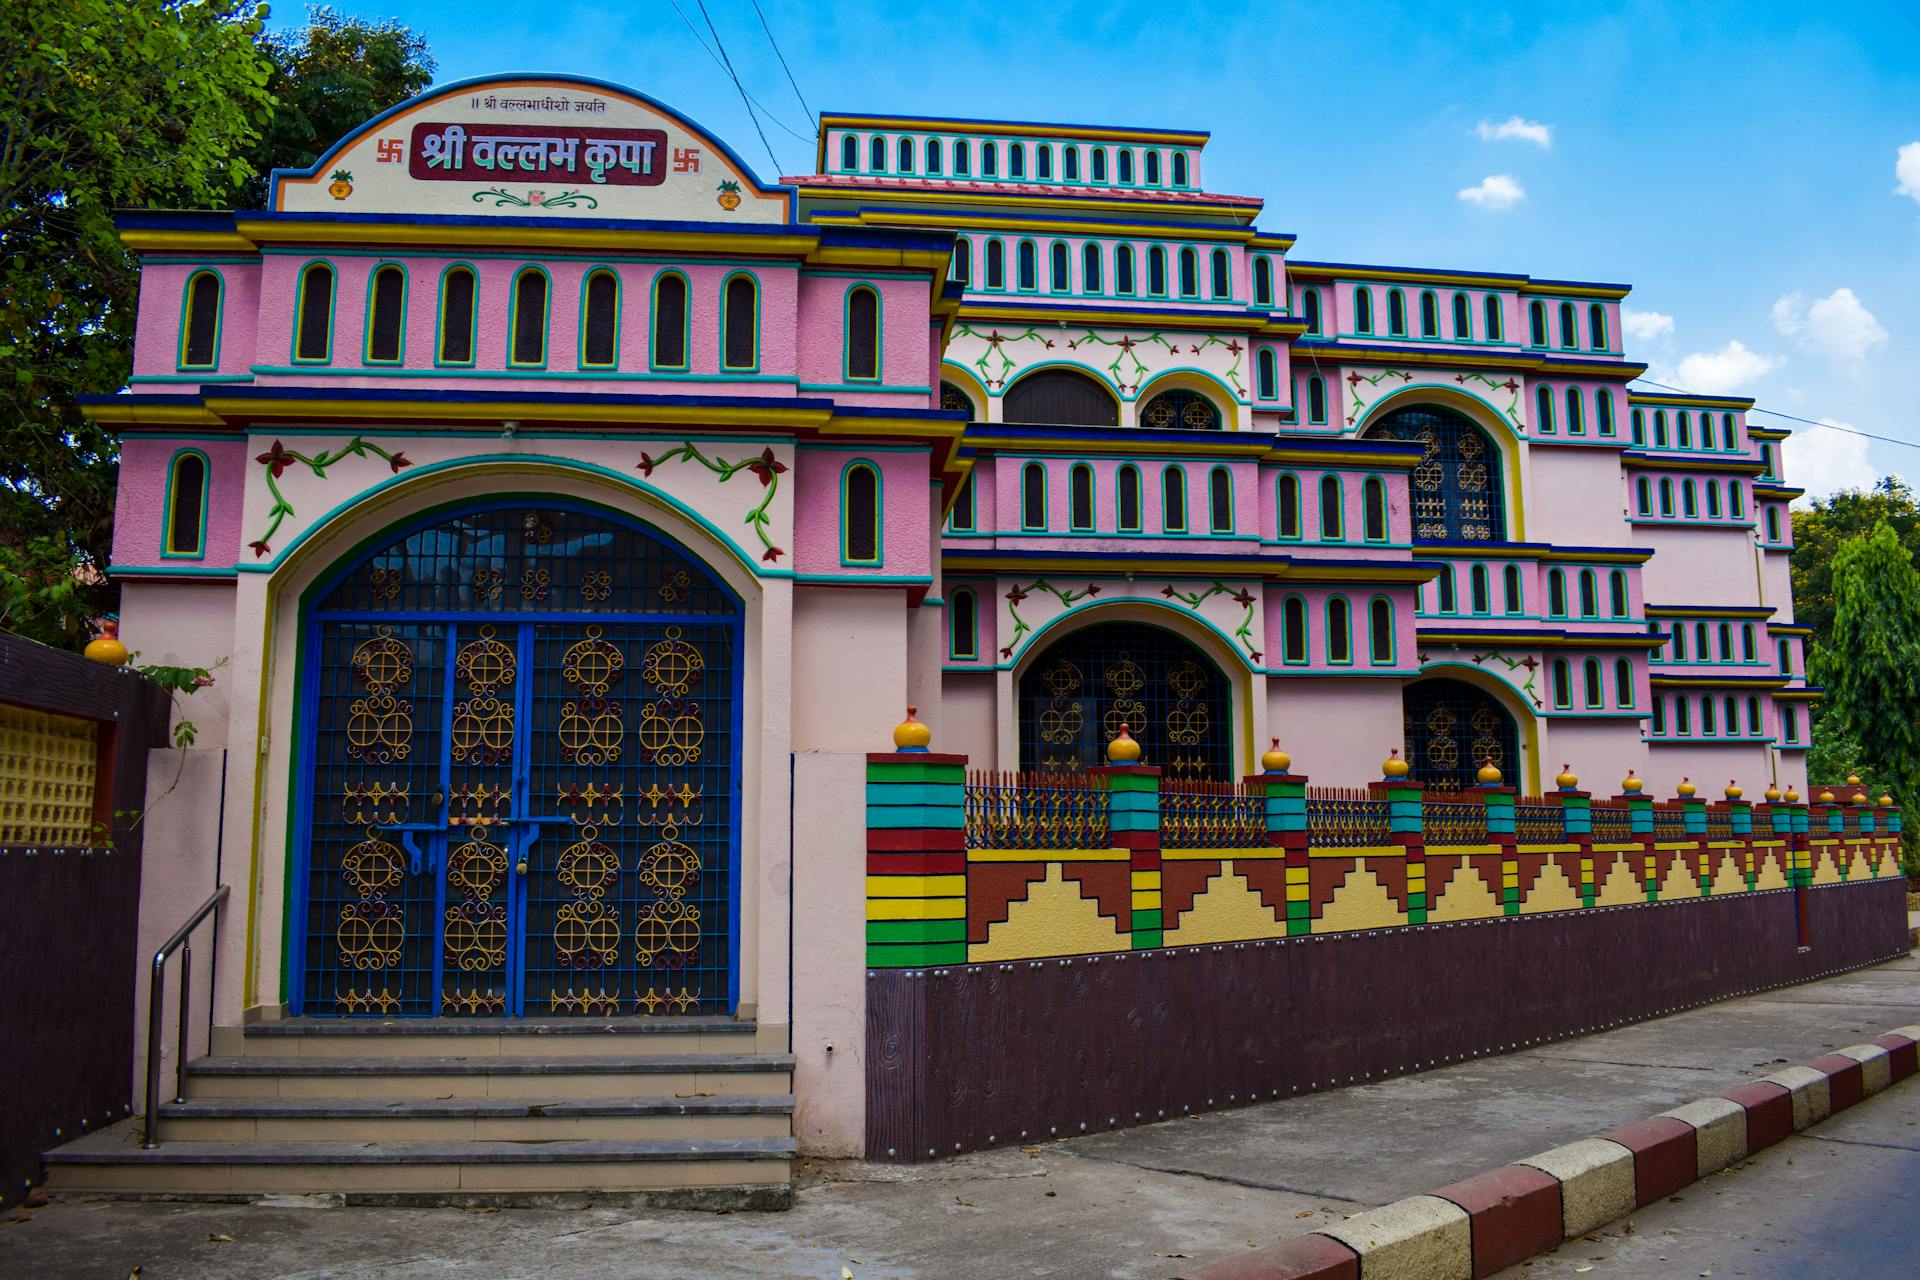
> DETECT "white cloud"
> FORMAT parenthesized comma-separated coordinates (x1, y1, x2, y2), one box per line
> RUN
(1782, 421, 1880, 507)
(1458, 174, 1525, 210)
(1770, 287, 1887, 374)
(1476, 116, 1553, 148)
(1668, 340, 1784, 394)
(1621, 309, 1674, 344)
(1896, 142, 1920, 206)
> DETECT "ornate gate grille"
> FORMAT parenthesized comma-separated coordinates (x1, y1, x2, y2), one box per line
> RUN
(296, 505, 740, 1017)
(1364, 405, 1507, 543)
(1402, 677, 1519, 791)
(1018, 622, 1231, 781)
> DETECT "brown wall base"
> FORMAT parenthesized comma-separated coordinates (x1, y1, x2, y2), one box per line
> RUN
(865, 879, 1913, 1161)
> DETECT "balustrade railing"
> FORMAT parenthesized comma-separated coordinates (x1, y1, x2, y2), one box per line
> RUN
(1589, 802, 1634, 844)
(963, 770, 1110, 850)
(1515, 799, 1564, 845)
(1304, 786, 1390, 848)
(1652, 808, 1689, 841)
(1163, 779, 1267, 849)
(1705, 809, 1735, 840)
(1422, 791, 1488, 845)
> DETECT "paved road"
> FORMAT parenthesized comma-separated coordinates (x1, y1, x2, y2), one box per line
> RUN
(1491, 1077, 1920, 1278)
(1, 955, 1915, 1279)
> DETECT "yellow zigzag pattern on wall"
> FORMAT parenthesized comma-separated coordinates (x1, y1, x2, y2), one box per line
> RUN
(1596, 856, 1644, 906)
(1316, 866, 1403, 933)
(1520, 862, 1581, 915)
(1755, 849, 1789, 890)
(970, 864, 1125, 963)
(1165, 865, 1287, 945)
(1432, 864, 1500, 922)
(1711, 853, 1747, 897)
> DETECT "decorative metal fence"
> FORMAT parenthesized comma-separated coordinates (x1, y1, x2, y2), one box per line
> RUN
(1589, 802, 1634, 845)
(1304, 786, 1391, 848)
(1422, 791, 1488, 845)
(1652, 807, 1689, 841)
(1515, 799, 1565, 845)
(1705, 809, 1735, 840)
(1162, 779, 1267, 850)
(963, 771, 1110, 850)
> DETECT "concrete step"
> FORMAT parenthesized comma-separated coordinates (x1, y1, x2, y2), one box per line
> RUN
(155, 1095, 794, 1142)
(182, 1054, 796, 1100)
(230, 1018, 776, 1059)
(42, 1126, 795, 1200)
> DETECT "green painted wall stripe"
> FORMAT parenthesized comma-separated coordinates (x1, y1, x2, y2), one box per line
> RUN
(866, 919, 968, 944)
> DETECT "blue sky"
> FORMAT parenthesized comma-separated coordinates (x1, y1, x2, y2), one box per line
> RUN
(281, 1, 1920, 499)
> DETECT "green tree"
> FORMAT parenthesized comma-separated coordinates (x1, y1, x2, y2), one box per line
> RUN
(1817, 522, 1920, 805)
(0, 0, 275, 647)
(239, 5, 435, 207)
(1789, 477, 1920, 645)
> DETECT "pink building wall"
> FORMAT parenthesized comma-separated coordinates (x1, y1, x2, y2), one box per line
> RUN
(111, 437, 248, 569)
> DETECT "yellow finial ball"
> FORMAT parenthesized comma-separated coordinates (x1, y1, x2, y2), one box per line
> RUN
(1880, 793, 1894, 807)
(1852, 790, 1868, 806)
(1677, 777, 1697, 798)
(1261, 738, 1292, 773)
(1846, 774, 1861, 788)
(1785, 786, 1801, 804)
(892, 706, 931, 752)
(1765, 784, 1782, 803)
(1382, 748, 1410, 779)
(1818, 788, 1835, 804)
(84, 620, 128, 666)
(1622, 769, 1643, 794)
(1556, 763, 1579, 790)
(1107, 723, 1142, 764)
(1725, 780, 1743, 800)
(1476, 757, 1502, 786)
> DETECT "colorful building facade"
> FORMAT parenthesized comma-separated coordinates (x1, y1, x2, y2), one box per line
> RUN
(69, 75, 1883, 1193)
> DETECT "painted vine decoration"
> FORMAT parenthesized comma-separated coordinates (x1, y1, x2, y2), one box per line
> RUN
(636, 443, 788, 564)
(472, 187, 600, 210)
(1468, 650, 1543, 709)
(999, 579, 1101, 659)
(1343, 368, 1522, 430)
(1160, 580, 1262, 663)
(954, 324, 1247, 396)
(249, 438, 412, 558)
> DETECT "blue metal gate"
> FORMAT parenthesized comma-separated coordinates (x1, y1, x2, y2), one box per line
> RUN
(292, 504, 741, 1017)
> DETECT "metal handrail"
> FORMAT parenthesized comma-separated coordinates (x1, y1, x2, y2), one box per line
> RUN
(143, 883, 228, 1149)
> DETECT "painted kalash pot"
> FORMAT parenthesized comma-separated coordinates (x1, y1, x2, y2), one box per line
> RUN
(59, 73, 1894, 1204)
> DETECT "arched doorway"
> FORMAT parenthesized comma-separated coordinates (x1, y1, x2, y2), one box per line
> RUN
(1363, 403, 1507, 542)
(1003, 368, 1119, 426)
(1139, 388, 1222, 431)
(1402, 677, 1520, 790)
(1019, 621, 1231, 780)
(293, 502, 741, 1018)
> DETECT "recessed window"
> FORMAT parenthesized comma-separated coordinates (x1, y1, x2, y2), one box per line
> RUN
(1558, 301, 1577, 347)
(1319, 474, 1343, 539)
(1766, 507, 1781, 541)
(722, 274, 758, 370)
(294, 262, 334, 362)
(840, 135, 857, 170)
(1211, 249, 1230, 299)
(846, 285, 880, 381)
(925, 138, 942, 174)
(1256, 348, 1277, 400)
(1615, 659, 1633, 707)
(949, 588, 977, 659)
(1548, 568, 1567, 617)
(1503, 565, 1522, 614)
(1208, 467, 1233, 534)
(1596, 391, 1615, 436)
(1162, 467, 1187, 533)
(1007, 143, 1023, 179)
(1389, 289, 1407, 337)
(1118, 465, 1141, 532)
(1483, 294, 1503, 341)
(1363, 476, 1387, 541)
(1705, 481, 1722, 518)
(1091, 147, 1107, 182)
(164, 451, 207, 558)
(1064, 147, 1080, 182)
(1783, 707, 1798, 742)
(1579, 569, 1597, 618)
(1018, 241, 1037, 291)
(1681, 479, 1697, 517)
(1283, 596, 1309, 663)
(1278, 474, 1301, 539)
(1528, 300, 1547, 347)
(1552, 659, 1572, 709)
(949, 472, 976, 532)
(985, 239, 1005, 290)
(1327, 597, 1352, 663)
(1022, 462, 1047, 530)
(1651, 697, 1666, 735)
(869, 135, 886, 171)
(1678, 412, 1693, 449)
(1369, 598, 1394, 664)
(581, 269, 619, 368)
(1631, 409, 1645, 445)
(1535, 386, 1555, 433)
(1303, 289, 1322, 335)
(437, 266, 476, 365)
(1452, 292, 1471, 339)
(1173, 152, 1189, 185)
(897, 136, 914, 173)
(1609, 570, 1628, 617)
(1307, 375, 1327, 424)
(1420, 291, 1439, 338)
(1050, 241, 1070, 293)
(509, 268, 548, 366)
(1082, 243, 1103, 293)
(1115, 245, 1135, 294)
(1070, 463, 1095, 531)
(1179, 248, 1199, 298)
(1254, 257, 1273, 308)
(1565, 388, 1584, 435)
(1117, 148, 1133, 183)
(843, 462, 881, 564)
(1588, 303, 1608, 350)
(1654, 411, 1669, 448)
(954, 140, 971, 176)
(1436, 566, 1456, 613)
(180, 271, 222, 369)
(1584, 658, 1603, 708)
(1470, 564, 1489, 614)
(1356, 287, 1374, 334)
(1147, 246, 1167, 296)
(952, 239, 972, 286)
(651, 272, 689, 369)
(1659, 478, 1674, 516)
(1144, 150, 1160, 184)
(981, 143, 998, 178)
(1035, 145, 1052, 181)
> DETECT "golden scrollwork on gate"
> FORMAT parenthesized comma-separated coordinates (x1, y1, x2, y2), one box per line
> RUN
(342, 781, 408, 825)
(472, 567, 504, 602)
(558, 827, 621, 899)
(634, 897, 701, 967)
(336, 900, 404, 970)
(564, 626, 625, 695)
(559, 698, 624, 764)
(443, 900, 507, 971)
(446, 834, 508, 900)
(1470, 707, 1505, 770)
(1038, 657, 1084, 746)
(555, 900, 621, 969)
(658, 568, 692, 606)
(366, 565, 404, 601)
(342, 829, 406, 896)
(638, 825, 701, 900)
(1425, 705, 1460, 772)
(451, 697, 514, 765)
(1165, 658, 1210, 746)
(519, 566, 550, 602)
(456, 625, 516, 696)
(346, 693, 413, 763)
(580, 569, 614, 605)
(641, 627, 701, 696)
(351, 627, 413, 693)
(637, 699, 701, 765)
(1101, 652, 1147, 742)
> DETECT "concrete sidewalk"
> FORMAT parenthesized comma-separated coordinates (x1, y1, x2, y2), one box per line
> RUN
(3, 954, 1916, 1280)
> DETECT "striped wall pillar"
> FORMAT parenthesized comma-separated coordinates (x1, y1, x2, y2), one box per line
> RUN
(1479, 785, 1519, 916)
(1624, 792, 1656, 902)
(1554, 787, 1594, 907)
(1680, 793, 1710, 895)
(1259, 769, 1311, 937)
(865, 745, 970, 968)
(1726, 798, 1754, 890)
(1813, 799, 1843, 888)
(1370, 777, 1426, 924)
(1786, 801, 1813, 947)
(1092, 765, 1162, 949)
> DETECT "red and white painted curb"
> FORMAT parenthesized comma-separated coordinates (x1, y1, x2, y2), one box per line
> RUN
(1177, 1024, 1920, 1280)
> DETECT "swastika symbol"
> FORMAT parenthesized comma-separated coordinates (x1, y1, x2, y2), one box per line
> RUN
(376, 138, 405, 163)
(672, 147, 702, 173)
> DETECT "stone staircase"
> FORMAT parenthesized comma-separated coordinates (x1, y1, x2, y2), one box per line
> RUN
(42, 1018, 795, 1207)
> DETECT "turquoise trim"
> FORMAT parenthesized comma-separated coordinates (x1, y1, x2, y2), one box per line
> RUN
(719, 269, 761, 374)
(290, 260, 336, 364)
(796, 572, 929, 585)
(176, 268, 225, 371)
(798, 381, 932, 394)
(506, 264, 553, 369)
(839, 458, 884, 566)
(361, 262, 409, 366)
(160, 448, 211, 560)
(249, 365, 797, 385)
(131, 373, 254, 384)
(434, 262, 479, 367)
(843, 281, 883, 383)
(237, 452, 786, 578)
(111, 564, 238, 578)
(577, 266, 623, 370)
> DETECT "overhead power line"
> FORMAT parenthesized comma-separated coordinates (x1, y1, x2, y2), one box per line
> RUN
(750, 0, 816, 130)
(664, 0, 815, 154)
(1630, 377, 1920, 453)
